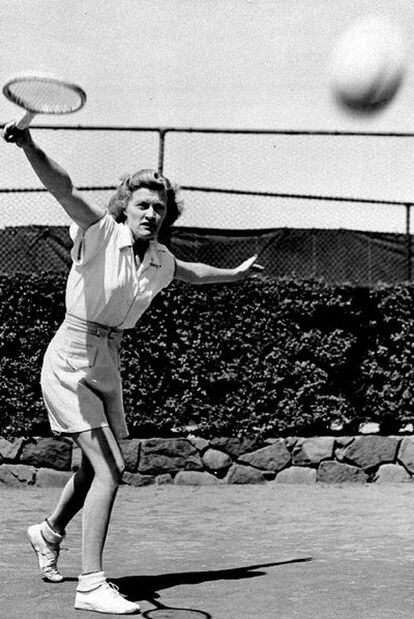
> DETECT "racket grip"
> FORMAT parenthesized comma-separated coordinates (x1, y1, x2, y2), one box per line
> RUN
(16, 111, 36, 130)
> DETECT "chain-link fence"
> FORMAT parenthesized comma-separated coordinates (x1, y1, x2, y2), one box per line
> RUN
(0, 125, 413, 283)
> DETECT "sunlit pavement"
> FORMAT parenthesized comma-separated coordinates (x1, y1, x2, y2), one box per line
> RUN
(1, 484, 414, 618)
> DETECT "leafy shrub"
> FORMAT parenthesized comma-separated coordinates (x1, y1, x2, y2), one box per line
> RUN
(359, 284, 414, 432)
(1, 271, 414, 438)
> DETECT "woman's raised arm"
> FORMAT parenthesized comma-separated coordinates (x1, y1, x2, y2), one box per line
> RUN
(2, 122, 104, 230)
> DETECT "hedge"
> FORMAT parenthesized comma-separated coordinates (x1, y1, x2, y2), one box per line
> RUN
(1, 272, 414, 439)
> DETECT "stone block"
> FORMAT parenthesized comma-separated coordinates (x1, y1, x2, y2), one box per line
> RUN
(120, 439, 141, 472)
(275, 466, 317, 484)
(0, 437, 25, 461)
(35, 468, 72, 487)
(20, 437, 72, 471)
(334, 438, 356, 462)
(122, 471, 155, 487)
(138, 438, 198, 475)
(397, 436, 414, 474)
(284, 437, 300, 450)
(375, 464, 412, 483)
(187, 436, 210, 453)
(156, 473, 173, 485)
(224, 464, 267, 484)
(317, 461, 368, 483)
(209, 436, 262, 458)
(342, 436, 400, 470)
(238, 440, 291, 472)
(174, 471, 219, 485)
(202, 448, 233, 472)
(183, 453, 204, 471)
(292, 437, 334, 466)
(0, 464, 36, 486)
(335, 436, 355, 447)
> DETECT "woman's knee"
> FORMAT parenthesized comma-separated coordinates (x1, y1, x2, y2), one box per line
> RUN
(74, 427, 125, 486)
(94, 458, 124, 487)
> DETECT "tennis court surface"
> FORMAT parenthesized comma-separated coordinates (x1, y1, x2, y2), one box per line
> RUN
(1, 483, 414, 618)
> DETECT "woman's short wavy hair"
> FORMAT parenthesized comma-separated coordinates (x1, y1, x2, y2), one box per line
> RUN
(107, 169, 184, 239)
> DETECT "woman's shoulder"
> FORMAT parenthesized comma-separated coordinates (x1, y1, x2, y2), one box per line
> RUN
(150, 240, 173, 254)
(69, 212, 113, 239)
(149, 241, 176, 269)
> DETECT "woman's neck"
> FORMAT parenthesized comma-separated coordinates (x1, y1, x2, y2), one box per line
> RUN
(133, 239, 150, 262)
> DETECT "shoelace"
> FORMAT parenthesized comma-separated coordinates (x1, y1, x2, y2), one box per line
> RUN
(105, 582, 127, 599)
(42, 544, 68, 568)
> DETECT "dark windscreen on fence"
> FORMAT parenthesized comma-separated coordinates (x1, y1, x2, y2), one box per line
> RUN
(0, 224, 411, 285)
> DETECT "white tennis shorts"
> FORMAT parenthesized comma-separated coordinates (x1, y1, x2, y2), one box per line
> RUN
(41, 314, 128, 440)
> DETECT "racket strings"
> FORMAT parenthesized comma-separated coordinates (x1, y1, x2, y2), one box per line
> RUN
(5, 79, 85, 114)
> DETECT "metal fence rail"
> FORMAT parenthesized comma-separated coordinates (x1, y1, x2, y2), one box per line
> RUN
(0, 125, 413, 282)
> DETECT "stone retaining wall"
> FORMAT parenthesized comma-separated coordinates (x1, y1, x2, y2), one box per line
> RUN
(1, 434, 414, 487)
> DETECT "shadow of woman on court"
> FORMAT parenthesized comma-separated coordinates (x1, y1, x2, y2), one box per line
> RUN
(111, 557, 311, 613)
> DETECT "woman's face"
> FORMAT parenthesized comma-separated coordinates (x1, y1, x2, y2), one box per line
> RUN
(124, 186, 167, 241)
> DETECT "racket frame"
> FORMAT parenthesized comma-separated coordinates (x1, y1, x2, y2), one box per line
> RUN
(2, 75, 87, 129)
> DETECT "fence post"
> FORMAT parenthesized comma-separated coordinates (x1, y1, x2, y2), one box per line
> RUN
(406, 203, 412, 281)
(158, 129, 167, 174)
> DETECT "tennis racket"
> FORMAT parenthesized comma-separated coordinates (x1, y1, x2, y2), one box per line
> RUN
(2, 74, 87, 129)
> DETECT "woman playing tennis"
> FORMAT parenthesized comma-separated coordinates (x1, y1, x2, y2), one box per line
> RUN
(2, 121, 259, 615)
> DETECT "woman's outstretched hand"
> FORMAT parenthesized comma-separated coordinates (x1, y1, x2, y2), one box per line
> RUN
(234, 254, 264, 280)
(2, 121, 33, 148)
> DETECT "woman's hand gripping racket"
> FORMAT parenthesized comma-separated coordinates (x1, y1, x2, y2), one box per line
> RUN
(2, 74, 87, 129)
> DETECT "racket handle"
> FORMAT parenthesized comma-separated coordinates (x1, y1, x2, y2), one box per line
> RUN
(16, 111, 36, 130)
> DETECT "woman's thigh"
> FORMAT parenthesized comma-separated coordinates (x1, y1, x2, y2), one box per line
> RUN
(73, 426, 124, 481)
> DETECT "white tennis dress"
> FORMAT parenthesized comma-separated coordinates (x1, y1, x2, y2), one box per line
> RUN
(41, 213, 175, 439)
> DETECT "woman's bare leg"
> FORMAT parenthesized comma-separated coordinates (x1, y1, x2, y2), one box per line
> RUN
(27, 442, 96, 582)
(73, 426, 125, 574)
(47, 452, 94, 535)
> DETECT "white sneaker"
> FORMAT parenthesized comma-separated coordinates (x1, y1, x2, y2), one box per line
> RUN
(27, 523, 64, 582)
(74, 581, 140, 614)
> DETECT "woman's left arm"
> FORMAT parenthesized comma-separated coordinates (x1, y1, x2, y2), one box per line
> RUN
(174, 255, 261, 285)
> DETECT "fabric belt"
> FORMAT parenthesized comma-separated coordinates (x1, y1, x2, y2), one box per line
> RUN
(64, 313, 123, 338)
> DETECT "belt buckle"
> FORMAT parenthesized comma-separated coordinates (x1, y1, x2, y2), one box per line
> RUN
(108, 328, 118, 339)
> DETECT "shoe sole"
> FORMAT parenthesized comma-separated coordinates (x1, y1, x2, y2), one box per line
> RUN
(27, 528, 63, 583)
(74, 601, 140, 614)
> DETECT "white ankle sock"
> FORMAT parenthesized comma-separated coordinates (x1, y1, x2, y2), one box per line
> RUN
(40, 520, 64, 545)
(77, 571, 106, 592)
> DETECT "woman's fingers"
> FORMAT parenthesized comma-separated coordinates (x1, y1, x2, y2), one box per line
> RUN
(251, 263, 264, 272)
(2, 121, 29, 146)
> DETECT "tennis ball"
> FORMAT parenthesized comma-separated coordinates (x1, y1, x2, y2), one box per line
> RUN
(330, 16, 406, 114)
